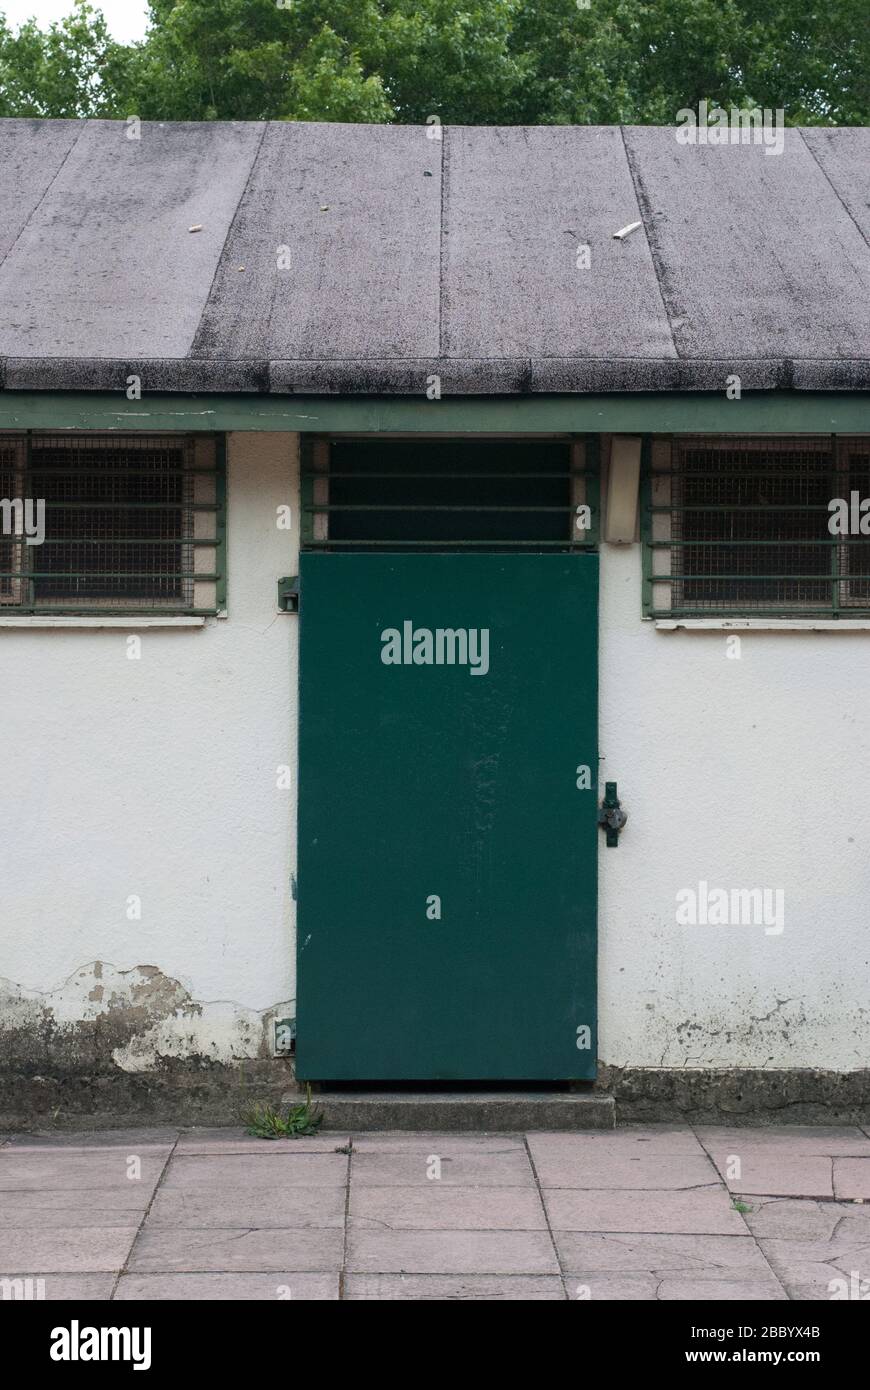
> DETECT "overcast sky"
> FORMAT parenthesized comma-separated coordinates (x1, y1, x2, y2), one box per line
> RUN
(2, 1, 151, 43)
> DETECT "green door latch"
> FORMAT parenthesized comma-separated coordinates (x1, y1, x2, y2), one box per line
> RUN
(598, 781, 627, 847)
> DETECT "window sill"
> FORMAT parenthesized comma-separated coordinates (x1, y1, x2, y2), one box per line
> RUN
(0, 615, 208, 628)
(654, 618, 870, 631)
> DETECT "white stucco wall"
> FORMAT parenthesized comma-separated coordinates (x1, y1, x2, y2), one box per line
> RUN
(598, 540, 870, 1071)
(0, 432, 299, 1068)
(3, 427, 867, 1077)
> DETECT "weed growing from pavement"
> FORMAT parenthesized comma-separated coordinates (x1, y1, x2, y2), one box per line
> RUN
(242, 1085, 324, 1139)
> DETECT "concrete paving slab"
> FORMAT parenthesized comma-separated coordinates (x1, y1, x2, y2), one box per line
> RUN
(5, 1129, 180, 1148)
(762, 1260, 870, 1301)
(345, 1273, 565, 1300)
(564, 1272, 659, 1299)
(160, 1153, 348, 1189)
(349, 1147, 534, 1188)
(554, 1232, 770, 1275)
(0, 1189, 153, 1228)
(565, 1270, 786, 1300)
(347, 1132, 526, 1152)
(0, 1226, 138, 1273)
(544, 1186, 746, 1235)
(833, 1158, 870, 1200)
(177, 1129, 348, 1155)
(767, 1265, 863, 1300)
(128, 1227, 344, 1274)
(115, 1272, 339, 1300)
(147, 1184, 346, 1230)
(0, 1273, 115, 1300)
(346, 1229, 559, 1276)
(760, 1235, 870, 1272)
(742, 1197, 861, 1241)
(656, 1277, 787, 1301)
(600, 1126, 707, 1152)
(527, 1139, 714, 1189)
(759, 1246, 870, 1301)
(0, 1152, 167, 1191)
(349, 1185, 546, 1231)
(6, 1141, 176, 1156)
(696, 1126, 870, 1156)
(710, 1154, 835, 1198)
(528, 1127, 706, 1167)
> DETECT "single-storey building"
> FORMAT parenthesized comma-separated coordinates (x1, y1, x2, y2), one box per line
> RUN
(0, 117, 868, 1127)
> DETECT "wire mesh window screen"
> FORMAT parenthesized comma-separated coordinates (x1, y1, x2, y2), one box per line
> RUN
(0, 433, 224, 614)
(0, 436, 24, 604)
(301, 437, 597, 550)
(644, 436, 870, 618)
(841, 439, 870, 607)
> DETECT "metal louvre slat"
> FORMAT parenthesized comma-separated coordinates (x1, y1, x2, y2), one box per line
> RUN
(301, 437, 598, 551)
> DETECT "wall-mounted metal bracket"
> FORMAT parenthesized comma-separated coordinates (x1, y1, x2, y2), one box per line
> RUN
(598, 781, 627, 847)
(277, 576, 299, 613)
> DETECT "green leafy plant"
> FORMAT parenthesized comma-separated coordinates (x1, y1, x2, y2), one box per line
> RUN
(242, 1084, 324, 1139)
(731, 1198, 753, 1214)
(1, 0, 867, 126)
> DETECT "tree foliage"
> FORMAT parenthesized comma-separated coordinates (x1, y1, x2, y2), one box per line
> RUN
(0, 0, 866, 124)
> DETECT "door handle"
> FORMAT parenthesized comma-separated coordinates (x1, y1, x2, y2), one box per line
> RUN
(598, 782, 627, 847)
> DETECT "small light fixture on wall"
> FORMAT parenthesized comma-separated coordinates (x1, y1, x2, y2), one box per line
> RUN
(605, 436, 642, 543)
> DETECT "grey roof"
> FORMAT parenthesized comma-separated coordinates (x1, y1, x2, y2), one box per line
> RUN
(0, 118, 868, 395)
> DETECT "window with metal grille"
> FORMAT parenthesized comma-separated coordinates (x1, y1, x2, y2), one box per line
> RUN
(642, 436, 870, 618)
(0, 433, 225, 615)
(301, 437, 598, 550)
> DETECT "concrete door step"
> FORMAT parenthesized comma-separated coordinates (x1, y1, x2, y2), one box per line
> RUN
(313, 1090, 615, 1131)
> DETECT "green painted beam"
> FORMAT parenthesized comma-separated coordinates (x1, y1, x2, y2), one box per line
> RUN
(0, 391, 868, 434)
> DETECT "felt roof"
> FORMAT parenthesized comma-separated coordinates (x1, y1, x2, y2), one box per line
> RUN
(0, 118, 867, 394)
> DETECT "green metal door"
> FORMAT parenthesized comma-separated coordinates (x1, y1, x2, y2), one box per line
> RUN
(296, 551, 598, 1080)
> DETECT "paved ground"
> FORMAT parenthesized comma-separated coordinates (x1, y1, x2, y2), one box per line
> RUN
(1, 1125, 869, 1300)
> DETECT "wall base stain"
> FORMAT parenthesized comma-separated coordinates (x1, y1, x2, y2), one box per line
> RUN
(0, 961, 298, 1126)
(3, 963, 870, 1130)
(600, 1065, 870, 1125)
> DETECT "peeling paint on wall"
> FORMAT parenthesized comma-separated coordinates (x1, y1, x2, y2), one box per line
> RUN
(0, 962, 295, 1074)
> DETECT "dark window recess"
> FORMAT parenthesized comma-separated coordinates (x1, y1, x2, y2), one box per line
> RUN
(645, 436, 870, 618)
(302, 439, 596, 550)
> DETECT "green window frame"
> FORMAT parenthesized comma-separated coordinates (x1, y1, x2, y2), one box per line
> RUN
(300, 435, 600, 551)
(641, 434, 870, 619)
(0, 431, 226, 616)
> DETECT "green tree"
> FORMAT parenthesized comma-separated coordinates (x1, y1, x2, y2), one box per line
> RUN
(0, 0, 867, 125)
(0, 1, 131, 117)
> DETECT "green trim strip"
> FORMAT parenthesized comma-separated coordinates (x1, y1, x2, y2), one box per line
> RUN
(215, 432, 228, 612)
(1, 392, 868, 434)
